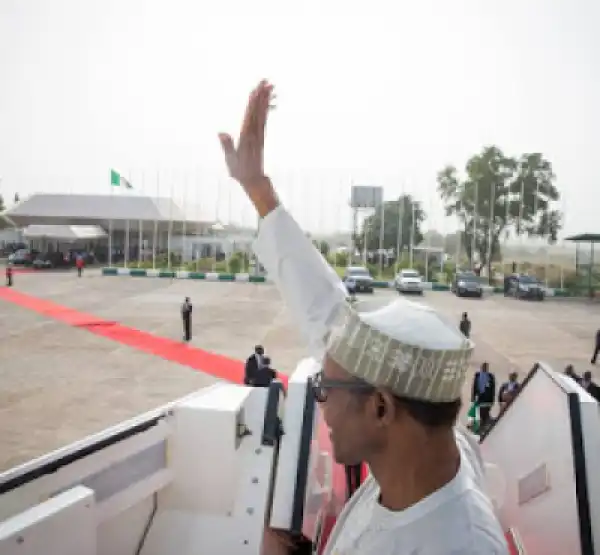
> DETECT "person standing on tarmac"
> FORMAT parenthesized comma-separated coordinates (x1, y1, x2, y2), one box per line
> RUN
(181, 297, 193, 342)
(591, 329, 600, 364)
(459, 312, 471, 338)
(76, 255, 85, 277)
(5, 264, 13, 287)
(244, 345, 265, 385)
(471, 362, 496, 430)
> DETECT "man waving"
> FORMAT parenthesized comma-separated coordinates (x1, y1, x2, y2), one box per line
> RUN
(220, 81, 507, 555)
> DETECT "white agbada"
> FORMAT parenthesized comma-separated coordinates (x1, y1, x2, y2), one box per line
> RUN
(254, 205, 508, 555)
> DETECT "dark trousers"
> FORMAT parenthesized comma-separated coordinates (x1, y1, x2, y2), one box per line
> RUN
(592, 345, 600, 364)
(345, 464, 362, 499)
(77, 267, 82, 277)
(6, 274, 12, 287)
(479, 406, 492, 428)
(183, 316, 191, 342)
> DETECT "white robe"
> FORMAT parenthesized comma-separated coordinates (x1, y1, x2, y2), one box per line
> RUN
(253, 205, 508, 554)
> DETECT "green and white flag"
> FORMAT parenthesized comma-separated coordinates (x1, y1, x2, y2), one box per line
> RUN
(467, 401, 480, 434)
(111, 169, 133, 189)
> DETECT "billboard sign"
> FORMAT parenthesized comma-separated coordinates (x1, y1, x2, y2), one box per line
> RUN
(350, 186, 383, 209)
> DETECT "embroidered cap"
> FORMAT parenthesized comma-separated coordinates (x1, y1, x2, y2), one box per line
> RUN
(326, 298, 473, 402)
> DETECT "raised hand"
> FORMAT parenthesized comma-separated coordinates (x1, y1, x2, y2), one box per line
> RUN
(219, 80, 279, 217)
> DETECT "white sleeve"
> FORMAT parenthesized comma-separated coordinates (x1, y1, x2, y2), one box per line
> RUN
(455, 426, 486, 487)
(253, 205, 348, 358)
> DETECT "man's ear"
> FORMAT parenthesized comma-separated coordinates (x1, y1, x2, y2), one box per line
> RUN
(372, 390, 397, 425)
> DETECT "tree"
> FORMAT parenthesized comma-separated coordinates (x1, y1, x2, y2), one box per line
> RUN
(354, 194, 426, 256)
(513, 153, 561, 241)
(437, 146, 561, 280)
(0, 194, 4, 212)
(318, 240, 330, 257)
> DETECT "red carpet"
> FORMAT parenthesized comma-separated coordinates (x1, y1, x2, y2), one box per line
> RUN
(0, 287, 288, 387)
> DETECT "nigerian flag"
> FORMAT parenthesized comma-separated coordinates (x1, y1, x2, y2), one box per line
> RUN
(111, 169, 133, 189)
(467, 401, 480, 434)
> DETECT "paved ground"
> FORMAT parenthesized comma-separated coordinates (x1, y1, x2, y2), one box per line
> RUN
(0, 269, 597, 471)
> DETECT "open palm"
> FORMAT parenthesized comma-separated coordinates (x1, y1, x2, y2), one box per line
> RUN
(219, 80, 275, 189)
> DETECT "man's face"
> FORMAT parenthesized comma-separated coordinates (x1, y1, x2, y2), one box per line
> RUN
(318, 356, 384, 465)
(256, 347, 264, 356)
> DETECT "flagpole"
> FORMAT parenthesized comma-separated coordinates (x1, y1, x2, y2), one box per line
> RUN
(109, 170, 114, 268)
(409, 201, 415, 268)
(378, 198, 385, 279)
(124, 170, 131, 269)
(426, 195, 433, 281)
(196, 170, 201, 273)
(226, 181, 232, 274)
(138, 171, 144, 267)
(487, 181, 495, 276)
(167, 171, 173, 271)
(561, 194, 567, 290)
(182, 173, 188, 270)
(471, 182, 478, 270)
(214, 179, 221, 272)
(395, 189, 404, 273)
(152, 170, 159, 270)
(517, 175, 525, 273)
(504, 178, 510, 274)
(455, 190, 462, 273)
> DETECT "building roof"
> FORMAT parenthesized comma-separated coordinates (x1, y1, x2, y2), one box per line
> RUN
(3, 193, 210, 234)
(565, 233, 600, 243)
(0, 212, 16, 231)
(23, 225, 107, 241)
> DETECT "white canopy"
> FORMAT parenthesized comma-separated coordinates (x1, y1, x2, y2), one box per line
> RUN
(23, 225, 107, 241)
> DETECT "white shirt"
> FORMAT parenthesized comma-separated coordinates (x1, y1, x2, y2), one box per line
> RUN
(323, 431, 507, 555)
(253, 205, 507, 555)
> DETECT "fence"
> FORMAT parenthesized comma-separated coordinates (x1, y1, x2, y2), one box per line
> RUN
(85, 168, 576, 290)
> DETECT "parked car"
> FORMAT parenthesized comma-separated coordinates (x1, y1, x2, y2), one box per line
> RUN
(32, 256, 53, 269)
(343, 266, 374, 294)
(505, 274, 545, 301)
(7, 249, 39, 266)
(451, 272, 484, 298)
(395, 269, 424, 295)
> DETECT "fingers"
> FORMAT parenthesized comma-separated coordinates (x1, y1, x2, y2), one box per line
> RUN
(218, 133, 237, 176)
(240, 85, 261, 139)
(255, 81, 275, 145)
(218, 132, 235, 156)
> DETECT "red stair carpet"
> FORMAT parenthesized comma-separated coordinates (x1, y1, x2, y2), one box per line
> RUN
(0, 287, 288, 387)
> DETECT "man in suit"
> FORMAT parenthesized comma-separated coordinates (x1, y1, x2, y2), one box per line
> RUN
(181, 297, 193, 342)
(564, 364, 581, 384)
(253, 356, 276, 387)
(498, 371, 520, 412)
(244, 345, 265, 385)
(591, 330, 600, 364)
(471, 362, 496, 429)
(459, 312, 471, 338)
(581, 371, 600, 401)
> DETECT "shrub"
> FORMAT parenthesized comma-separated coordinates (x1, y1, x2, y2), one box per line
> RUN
(333, 251, 348, 268)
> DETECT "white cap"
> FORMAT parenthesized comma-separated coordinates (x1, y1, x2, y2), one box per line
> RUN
(326, 298, 473, 402)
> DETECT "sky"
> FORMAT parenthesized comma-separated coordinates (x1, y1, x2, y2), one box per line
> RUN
(0, 0, 598, 237)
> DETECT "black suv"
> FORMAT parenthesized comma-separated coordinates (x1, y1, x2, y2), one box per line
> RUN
(343, 266, 374, 294)
(451, 272, 484, 298)
(505, 274, 545, 301)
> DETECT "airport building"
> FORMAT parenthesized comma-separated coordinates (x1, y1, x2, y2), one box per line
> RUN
(0, 193, 255, 263)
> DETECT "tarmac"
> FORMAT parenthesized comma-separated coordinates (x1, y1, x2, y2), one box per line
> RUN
(0, 268, 597, 471)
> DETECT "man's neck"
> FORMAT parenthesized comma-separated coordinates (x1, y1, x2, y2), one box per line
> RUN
(369, 430, 460, 512)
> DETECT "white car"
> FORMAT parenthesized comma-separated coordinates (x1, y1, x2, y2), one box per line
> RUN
(395, 269, 424, 295)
